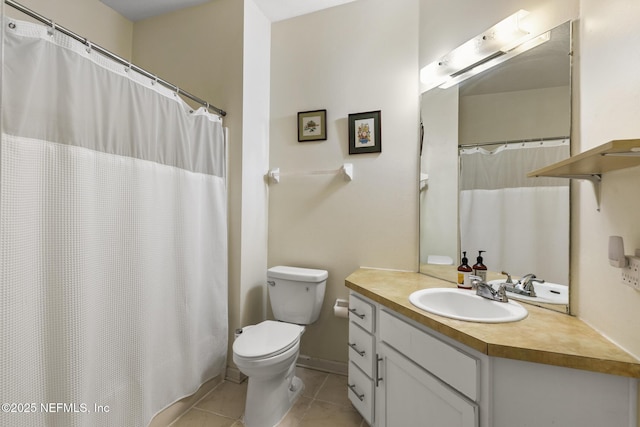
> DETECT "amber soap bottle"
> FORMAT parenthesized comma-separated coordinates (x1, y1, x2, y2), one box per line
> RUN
(473, 250, 487, 281)
(457, 252, 472, 289)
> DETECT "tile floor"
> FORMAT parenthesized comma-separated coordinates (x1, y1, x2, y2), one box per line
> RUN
(169, 367, 367, 427)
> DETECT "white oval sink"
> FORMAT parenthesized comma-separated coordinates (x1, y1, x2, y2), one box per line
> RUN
(488, 280, 568, 305)
(409, 288, 528, 323)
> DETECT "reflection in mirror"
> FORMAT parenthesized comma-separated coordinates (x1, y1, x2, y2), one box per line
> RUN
(419, 21, 572, 314)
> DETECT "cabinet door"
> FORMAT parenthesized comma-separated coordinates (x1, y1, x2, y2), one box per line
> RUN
(378, 343, 478, 427)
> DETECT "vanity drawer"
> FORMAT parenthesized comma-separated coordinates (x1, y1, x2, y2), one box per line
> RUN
(348, 362, 374, 425)
(349, 293, 375, 333)
(348, 321, 375, 377)
(379, 309, 479, 401)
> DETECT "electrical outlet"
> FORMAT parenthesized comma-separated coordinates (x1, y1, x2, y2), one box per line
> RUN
(621, 255, 640, 290)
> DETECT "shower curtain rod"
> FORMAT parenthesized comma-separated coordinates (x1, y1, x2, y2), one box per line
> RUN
(459, 135, 570, 149)
(4, 0, 227, 117)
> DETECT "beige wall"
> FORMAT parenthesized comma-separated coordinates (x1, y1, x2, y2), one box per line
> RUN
(5, 0, 133, 59)
(239, 0, 271, 331)
(574, 0, 640, 357)
(269, 0, 420, 363)
(574, 1, 640, 420)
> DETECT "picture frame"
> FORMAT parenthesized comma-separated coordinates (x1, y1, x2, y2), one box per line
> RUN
(348, 110, 381, 154)
(298, 109, 327, 142)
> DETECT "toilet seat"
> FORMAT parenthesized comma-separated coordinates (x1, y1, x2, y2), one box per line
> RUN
(234, 320, 304, 359)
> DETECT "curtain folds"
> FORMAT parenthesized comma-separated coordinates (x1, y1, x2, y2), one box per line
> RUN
(1, 18, 228, 427)
(459, 140, 569, 284)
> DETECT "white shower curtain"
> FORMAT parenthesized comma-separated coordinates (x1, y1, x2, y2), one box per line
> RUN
(1, 18, 228, 427)
(459, 140, 569, 284)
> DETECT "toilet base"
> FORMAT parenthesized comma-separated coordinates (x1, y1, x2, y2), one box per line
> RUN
(243, 365, 304, 427)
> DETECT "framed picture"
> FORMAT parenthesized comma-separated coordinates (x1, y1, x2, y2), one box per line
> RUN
(349, 110, 381, 154)
(298, 109, 327, 142)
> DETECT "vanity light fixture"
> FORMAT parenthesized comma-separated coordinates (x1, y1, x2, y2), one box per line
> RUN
(420, 10, 546, 91)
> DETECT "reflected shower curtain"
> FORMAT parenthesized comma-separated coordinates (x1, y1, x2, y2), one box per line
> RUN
(459, 140, 569, 284)
(1, 19, 228, 427)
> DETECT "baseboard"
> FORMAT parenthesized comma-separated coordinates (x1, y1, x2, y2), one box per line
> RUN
(296, 354, 348, 376)
(225, 365, 247, 384)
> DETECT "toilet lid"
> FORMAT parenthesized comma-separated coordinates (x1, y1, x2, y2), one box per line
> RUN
(234, 320, 304, 359)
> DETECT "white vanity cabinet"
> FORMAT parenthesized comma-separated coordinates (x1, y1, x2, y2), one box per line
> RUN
(347, 290, 638, 427)
(348, 292, 481, 427)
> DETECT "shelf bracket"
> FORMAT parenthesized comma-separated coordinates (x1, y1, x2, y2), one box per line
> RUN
(564, 174, 602, 211)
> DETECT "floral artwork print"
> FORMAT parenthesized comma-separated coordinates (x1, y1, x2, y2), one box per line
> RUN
(355, 118, 375, 147)
(348, 110, 381, 154)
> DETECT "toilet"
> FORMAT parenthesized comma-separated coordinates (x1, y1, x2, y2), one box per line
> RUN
(233, 265, 328, 427)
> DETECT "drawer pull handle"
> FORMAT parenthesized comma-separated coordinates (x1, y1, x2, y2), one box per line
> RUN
(348, 384, 365, 401)
(376, 355, 383, 387)
(348, 342, 366, 357)
(348, 308, 365, 319)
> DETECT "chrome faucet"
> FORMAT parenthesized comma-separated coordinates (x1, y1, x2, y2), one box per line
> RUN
(517, 273, 545, 297)
(471, 276, 509, 303)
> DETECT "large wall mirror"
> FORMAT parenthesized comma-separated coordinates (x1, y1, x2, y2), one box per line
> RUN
(419, 21, 572, 314)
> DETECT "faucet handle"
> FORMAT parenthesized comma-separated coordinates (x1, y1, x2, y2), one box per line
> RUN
(500, 271, 513, 284)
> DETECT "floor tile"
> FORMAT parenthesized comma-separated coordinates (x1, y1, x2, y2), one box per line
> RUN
(278, 395, 312, 427)
(315, 373, 351, 407)
(194, 380, 248, 419)
(298, 400, 363, 427)
(171, 368, 362, 427)
(170, 408, 237, 427)
(296, 367, 328, 399)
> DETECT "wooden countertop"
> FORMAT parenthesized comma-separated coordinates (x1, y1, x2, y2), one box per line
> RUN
(345, 268, 640, 379)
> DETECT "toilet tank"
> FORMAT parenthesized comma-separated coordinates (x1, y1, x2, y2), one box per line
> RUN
(267, 266, 328, 324)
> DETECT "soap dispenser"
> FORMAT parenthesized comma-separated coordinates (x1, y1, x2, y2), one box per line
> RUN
(457, 251, 472, 289)
(473, 251, 487, 281)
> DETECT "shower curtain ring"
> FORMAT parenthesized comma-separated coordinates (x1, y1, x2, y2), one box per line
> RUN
(48, 21, 56, 36)
(86, 41, 92, 54)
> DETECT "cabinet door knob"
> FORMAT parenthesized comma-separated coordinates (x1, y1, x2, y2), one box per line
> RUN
(348, 384, 365, 401)
(348, 342, 366, 357)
